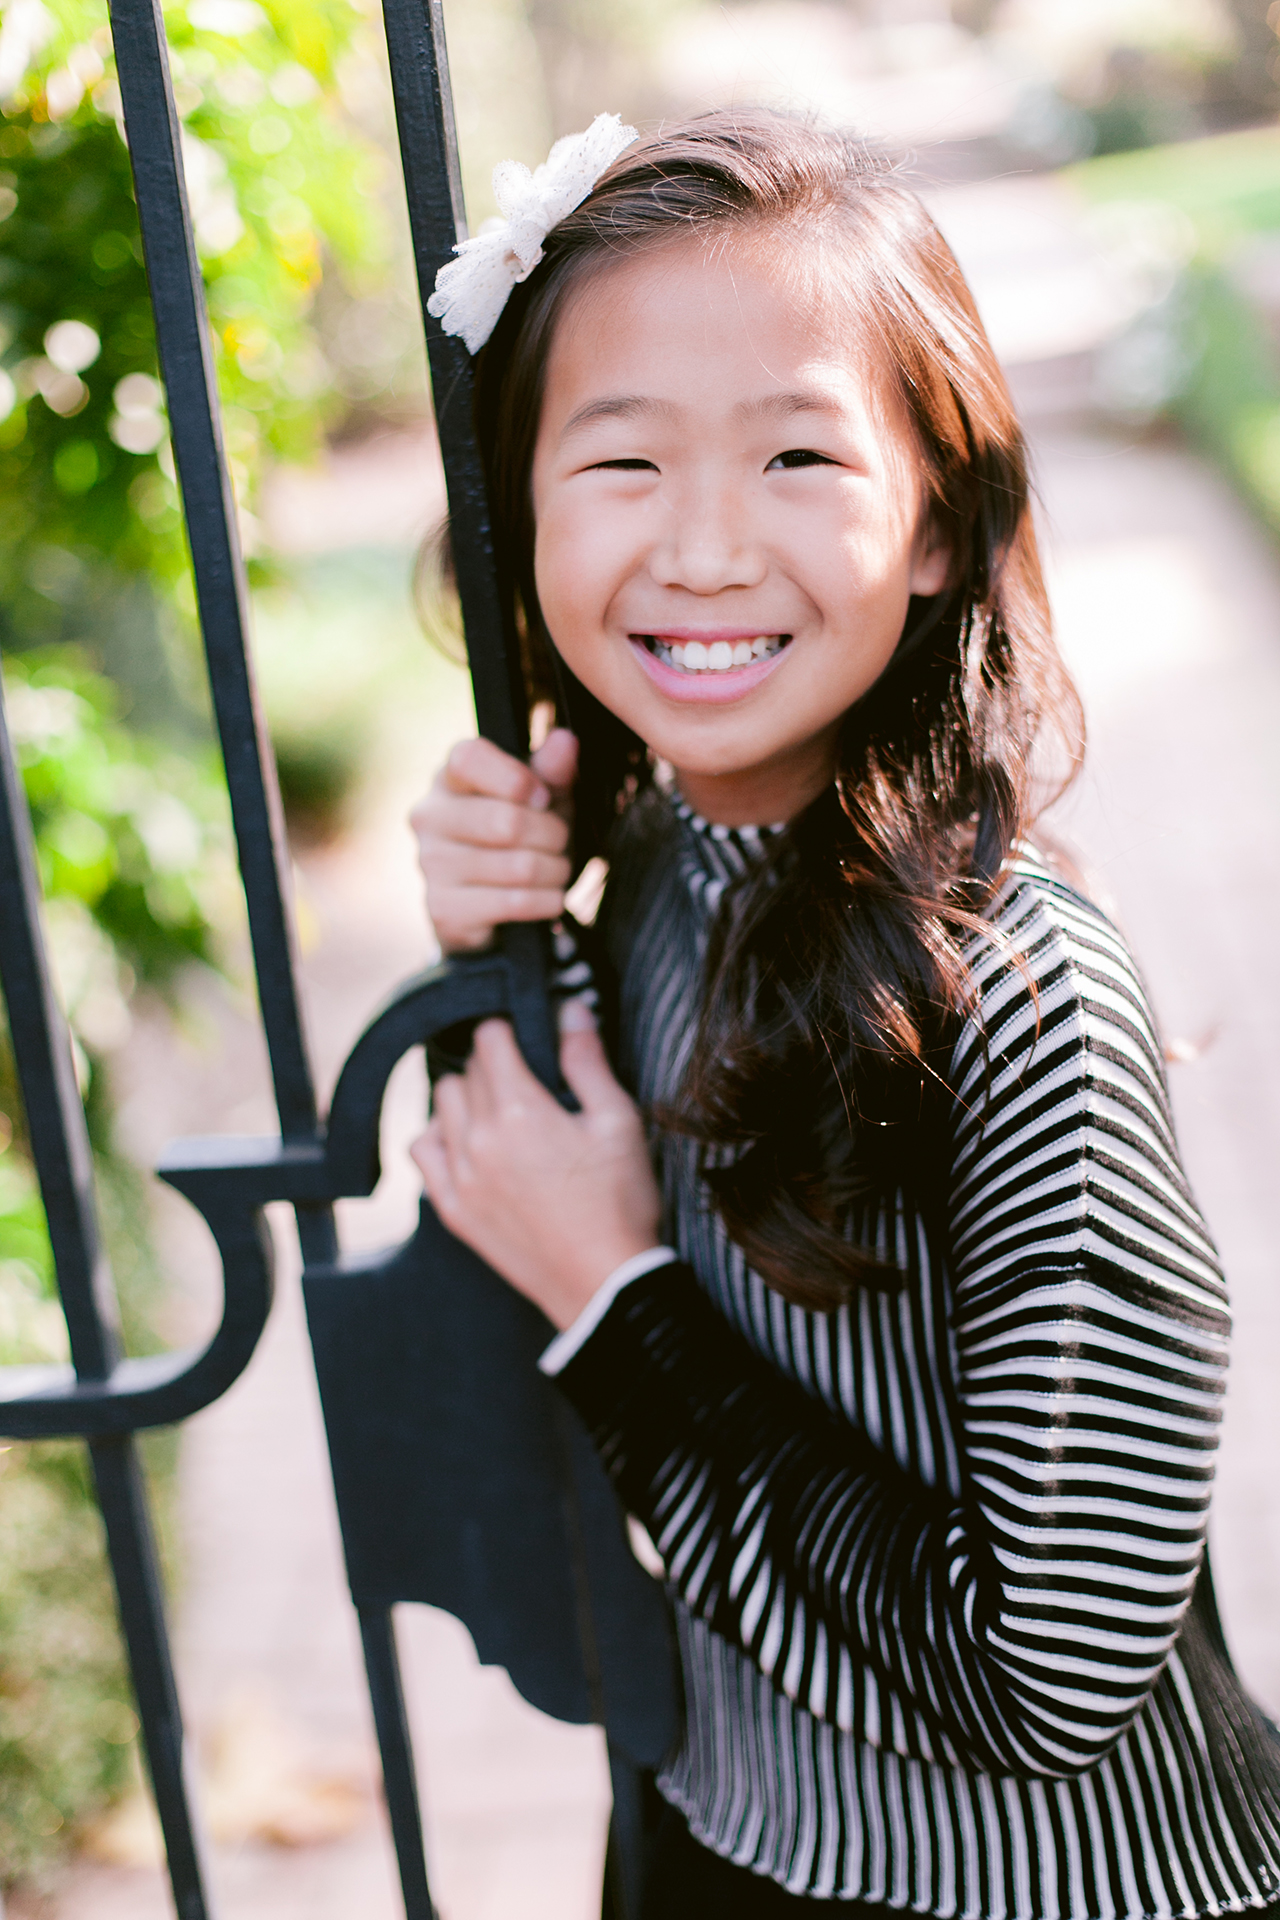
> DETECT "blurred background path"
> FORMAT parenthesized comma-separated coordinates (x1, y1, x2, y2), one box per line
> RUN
(4, 3, 1280, 1916)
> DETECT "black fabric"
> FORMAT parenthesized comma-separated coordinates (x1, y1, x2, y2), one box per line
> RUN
(643, 1804, 880, 1915)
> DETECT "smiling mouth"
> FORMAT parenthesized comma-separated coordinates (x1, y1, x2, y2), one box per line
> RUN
(638, 634, 790, 673)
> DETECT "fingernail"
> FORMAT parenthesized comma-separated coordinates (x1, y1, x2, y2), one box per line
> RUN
(528, 784, 550, 812)
(558, 996, 597, 1033)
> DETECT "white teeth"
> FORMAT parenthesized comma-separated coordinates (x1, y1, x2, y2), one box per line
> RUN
(648, 635, 785, 673)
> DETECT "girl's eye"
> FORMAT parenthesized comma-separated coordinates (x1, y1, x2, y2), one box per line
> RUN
(591, 458, 658, 472)
(767, 448, 836, 471)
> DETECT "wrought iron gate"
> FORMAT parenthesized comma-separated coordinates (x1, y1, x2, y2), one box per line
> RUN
(0, 4, 677, 1916)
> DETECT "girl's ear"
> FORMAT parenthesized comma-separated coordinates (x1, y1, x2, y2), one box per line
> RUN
(909, 516, 954, 598)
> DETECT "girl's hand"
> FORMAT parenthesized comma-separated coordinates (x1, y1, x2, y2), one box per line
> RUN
(410, 1007, 662, 1330)
(410, 730, 578, 953)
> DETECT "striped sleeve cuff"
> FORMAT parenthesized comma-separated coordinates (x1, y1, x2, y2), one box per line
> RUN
(538, 1246, 679, 1376)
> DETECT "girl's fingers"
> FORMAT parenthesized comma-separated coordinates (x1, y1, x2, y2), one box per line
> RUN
(470, 1014, 633, 1126)
(439, 735, 551, 808)
(470, 1018, 547, 1107)
(410, 1122, 462, 1232)
(556, 1012, 634, 1116)
(429, 886, 567, 947)
(459, 1025, 504, 1123)
(408, 1125, 433, 1179)
(426, 842, 571, 891)
(529, 728, 578, 802)
(431, 1073, 474, 1178)
(410, 737, 579, 955)
(420, 791, 570, 854)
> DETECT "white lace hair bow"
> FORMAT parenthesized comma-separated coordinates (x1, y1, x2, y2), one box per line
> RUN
(427, 113, 639, 355)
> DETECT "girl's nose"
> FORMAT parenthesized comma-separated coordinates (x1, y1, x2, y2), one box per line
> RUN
(648, 486, 767, 594)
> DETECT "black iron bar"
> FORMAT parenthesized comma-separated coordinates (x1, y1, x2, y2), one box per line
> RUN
(380, 0, 526, 760)
(380, 0, 560, 1093)
(602, 1741, 648, 1920)
(91, 1436, 215, 1920)
(358, 1609, 437, 1920)
(0, 675, 120, 1382)
(0, 680, 214, 1918)
(108, 0, 321, 1156)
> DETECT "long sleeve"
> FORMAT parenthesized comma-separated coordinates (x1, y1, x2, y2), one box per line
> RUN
(553, 869, 1231, 1780)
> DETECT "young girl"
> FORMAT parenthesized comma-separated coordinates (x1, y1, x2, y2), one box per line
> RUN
(410, 110, 1280, 1916)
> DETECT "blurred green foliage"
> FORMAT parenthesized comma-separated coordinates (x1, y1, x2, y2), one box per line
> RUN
(10, 649, 232, 995)
(1074, 127, 1280, 537)
(1181, 262, 1280, 525)
(1073, 126, 1280, 236)
(252, 544, 459, 839)
(0, 1145, 176, 1894)
(0, 0, 393, 655)
(0, 646, 231, 1891)
(0, 1420, 142, 1890)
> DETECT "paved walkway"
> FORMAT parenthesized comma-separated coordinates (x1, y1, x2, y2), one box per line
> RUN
(19, 190, 1280, 1920)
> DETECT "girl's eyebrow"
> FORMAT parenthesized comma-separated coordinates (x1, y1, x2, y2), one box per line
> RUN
(734, 390, 844, 422)
(559, 394, 675, 441)
(559, 389, 846, 444)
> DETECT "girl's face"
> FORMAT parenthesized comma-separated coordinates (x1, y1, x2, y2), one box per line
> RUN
(530, 232, 952, 826)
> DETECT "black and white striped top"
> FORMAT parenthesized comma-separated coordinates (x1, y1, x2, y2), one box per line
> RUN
(552, 787, 1280, 1914)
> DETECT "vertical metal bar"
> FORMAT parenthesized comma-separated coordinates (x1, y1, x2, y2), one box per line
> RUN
(552, 1400, 644, 1920)
(107, 0, 319, 1149)
(602, 1746, 648, 1920)
(379, 0, 527, 759)
(380, 0, 560, 1090)
(91, 1436, 215, 1920)
(358, 1608, 437, 1919)
(0, 681, 214, 1918)
(0, 675, 120, 1381)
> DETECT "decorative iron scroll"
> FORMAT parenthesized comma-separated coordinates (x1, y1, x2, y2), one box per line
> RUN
(0, 4, 676, 1918)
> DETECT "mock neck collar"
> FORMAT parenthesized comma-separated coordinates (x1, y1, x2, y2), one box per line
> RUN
(667, 793, 786, 917)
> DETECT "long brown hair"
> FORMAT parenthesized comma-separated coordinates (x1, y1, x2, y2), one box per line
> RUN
(470, 109, 1083, 1309)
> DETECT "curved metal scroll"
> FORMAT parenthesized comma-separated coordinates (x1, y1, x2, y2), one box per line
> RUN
(151, 956, 676, 1765)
